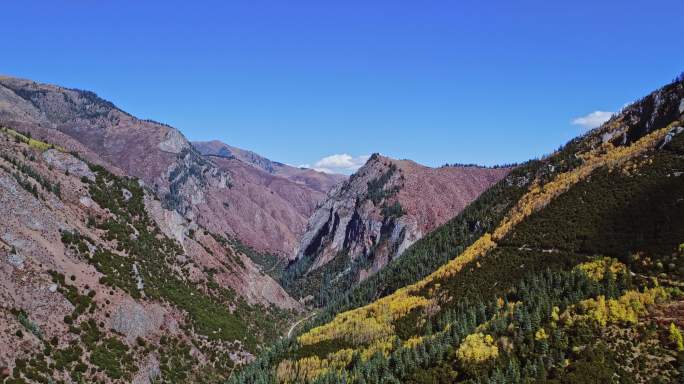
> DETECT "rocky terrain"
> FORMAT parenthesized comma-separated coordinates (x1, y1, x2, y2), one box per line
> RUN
(4, 72, 681, 384)
(0, 78, 343, 261)
(0, 127, 302, 383)
(282, 154, 510, 304)
(0, 80, 310, 383)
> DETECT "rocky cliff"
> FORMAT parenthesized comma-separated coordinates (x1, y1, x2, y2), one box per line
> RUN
(283, 153, 510, 302)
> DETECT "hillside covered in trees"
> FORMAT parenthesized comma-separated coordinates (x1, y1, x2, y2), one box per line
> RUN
(228, 76, 684, 383)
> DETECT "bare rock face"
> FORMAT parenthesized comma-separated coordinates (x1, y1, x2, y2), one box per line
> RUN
(144, 195, 188, 245)
(132, 355, 161, 384)
(42, 149, 95, 181)
(6, 252, 25, 270)
(110, 299, 166, 341)
(157, 128, 189, 154)
(292, 154, 510, 285)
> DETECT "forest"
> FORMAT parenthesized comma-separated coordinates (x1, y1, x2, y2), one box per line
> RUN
(228, 77, 684, 384)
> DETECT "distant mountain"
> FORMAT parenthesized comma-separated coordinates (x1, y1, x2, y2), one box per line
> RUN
(282, 153, 510, 305)
(191, 140, 345, 258)
(193, 140, 345, 194)
(196, 153, 329, 265)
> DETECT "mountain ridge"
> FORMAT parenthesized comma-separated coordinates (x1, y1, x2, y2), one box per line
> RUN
(0, 77, 341, 259)
(192, 140, 346, 195)
(1, 73, 683, 384)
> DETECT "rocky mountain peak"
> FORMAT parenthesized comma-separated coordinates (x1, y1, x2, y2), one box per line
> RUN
(283, 153, 510, 304)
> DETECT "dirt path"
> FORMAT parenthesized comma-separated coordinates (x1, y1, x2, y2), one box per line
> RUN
(286, 311, 317, 339)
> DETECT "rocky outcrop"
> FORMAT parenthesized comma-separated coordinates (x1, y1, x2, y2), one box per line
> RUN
(110, 300, 167, 341)
(291, 154, 510, 286)
(42, 149, 95, 181)
(157, 128, 189, 154)
(132, 355, 161, 384)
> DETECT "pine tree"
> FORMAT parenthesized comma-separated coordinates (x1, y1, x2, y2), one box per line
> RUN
(477, 302, 488, 323)
(604, 266, 617, 298)
(506, 358, 521, 383)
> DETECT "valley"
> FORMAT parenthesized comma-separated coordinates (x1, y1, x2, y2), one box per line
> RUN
(0, 74, 682, 384)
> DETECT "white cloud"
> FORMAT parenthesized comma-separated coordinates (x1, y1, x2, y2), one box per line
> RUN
(571, 110, 614, 130)
(300, 153, 371, 174)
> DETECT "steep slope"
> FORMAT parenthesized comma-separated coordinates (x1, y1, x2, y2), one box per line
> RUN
(200, 155, 327, 270)
(0, 128, 301, 384)
(190, 140, 345, 263)
(231, 76, 684, 384)
(0, 77, 323, 258)
(282, 154, 509, 305)
(193, 140, 345, 194)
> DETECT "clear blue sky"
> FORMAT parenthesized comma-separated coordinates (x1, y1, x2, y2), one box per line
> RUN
(1, 1, 682, 172)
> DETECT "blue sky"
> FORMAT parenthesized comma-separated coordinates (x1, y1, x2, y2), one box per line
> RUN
(1, 1, 682, 173)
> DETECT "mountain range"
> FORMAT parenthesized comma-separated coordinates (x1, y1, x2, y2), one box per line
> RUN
(0, 74, 683, 384)
(0, 76, 509, 383)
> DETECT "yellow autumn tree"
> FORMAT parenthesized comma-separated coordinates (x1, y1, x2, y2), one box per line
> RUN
(669, 323, 683, 351)
(456, 333, 499, 364)
(561, 287, 670, 327)
(534, 328, 549, 341)
(576, 257, 626, 281)
(403, 335, 424, 349)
